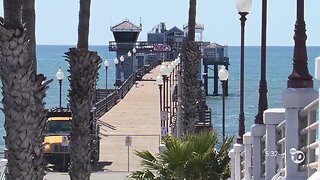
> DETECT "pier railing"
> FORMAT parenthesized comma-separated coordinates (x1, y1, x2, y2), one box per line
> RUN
(299, 98, 319, 176)
(93, 61, 159, 119)
(228, 98, 319, 179)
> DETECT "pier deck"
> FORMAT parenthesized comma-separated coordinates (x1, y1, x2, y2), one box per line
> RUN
(99, 66, 161, 172)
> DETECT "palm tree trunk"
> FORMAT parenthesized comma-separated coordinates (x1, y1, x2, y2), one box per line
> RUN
(0, 24, 50, 180)
(3, 0, 21, 29)
(21, 2, 49, 179)
(66, 48, 101, 180)
(187, 0, 196, 41)
(30, 75, 52, 180)
(2, 1, 51, 179)
(22, 0, 37, 74)
(77, 0, 91, 50)
(181, 0, 202, 135)
(181, 41, 201, 135)
(68, 0, 98, 179)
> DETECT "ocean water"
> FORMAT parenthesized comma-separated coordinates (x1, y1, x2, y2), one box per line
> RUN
(0, 45, 319, 149)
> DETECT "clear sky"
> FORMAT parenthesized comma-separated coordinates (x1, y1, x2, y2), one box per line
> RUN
(0, 0, 319, 46)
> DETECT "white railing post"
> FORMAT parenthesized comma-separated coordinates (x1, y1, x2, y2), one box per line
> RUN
(308, 56, 320, 180)
(243, 132, 253, 180)
(0, 159, 7, 180)
(229, 149, 235, 180)
(251, 123, 266, 179)
(283, 87, 317, 179)
(264, 108, 285, 179)
(233, 143, 244, 180)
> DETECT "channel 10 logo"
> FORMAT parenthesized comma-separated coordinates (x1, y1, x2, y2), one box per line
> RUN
(290, 148, 305, 164)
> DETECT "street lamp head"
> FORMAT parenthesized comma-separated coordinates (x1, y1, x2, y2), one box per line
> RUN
(104, 59, 109, 67)
(56, 67, 64, 80)
(114, 57, 119, 65)
(218, 65, 229, 81)
(120, 55, 125, 62)
(236, 0, 252, 13)
(156, 75, 163, 86)
(160, 64, 170, 76)
(160, 64, 166, 76)
(128, 51, 132, 58)
(176, 57, 181, 64)
(132, 47, 137, 53)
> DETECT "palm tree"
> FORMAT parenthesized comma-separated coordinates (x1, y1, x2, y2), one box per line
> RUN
(130, 131, 233, 180)
(1, 1, 51, 179)
(67, 0, 101, 179)
(22, 0, 37, 74)
(22, 1, 51, 179)
(181, 0, 203, 135)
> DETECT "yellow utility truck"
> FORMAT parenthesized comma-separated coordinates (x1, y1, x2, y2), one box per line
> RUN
(43, 109, 100, 171)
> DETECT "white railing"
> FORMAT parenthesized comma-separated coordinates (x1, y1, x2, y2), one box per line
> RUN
(298, 98, 319, 177)
(228, 99, 320, 180)
(229, 57, 320, 180)
(0, 159, 7, 180)
(228, 108, 287, 180)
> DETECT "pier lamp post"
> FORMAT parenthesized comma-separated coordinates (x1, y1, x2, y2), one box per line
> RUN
(236, 0, 252, 144)
(255, 0, 268, 124)
(287, 0, 313, 88)
(56, 67, 64, 111)
(114, 57, 119, 88)
(160, 64, 170, 134)
(120, 55, 125, 83)
(156, 75, 164, 129)
(127, 51, 132, 58)
(171, 61, 176, 87)
(167, 64, 173, 123)
(120, 55, 125, 67)
(104, 59, 109, 99)
(133, 48, 137, 73)
(218, 65, 229, 142)
(128, 51, 133, 77)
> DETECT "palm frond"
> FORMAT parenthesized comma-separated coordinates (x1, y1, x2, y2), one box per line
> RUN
(129, 169, 155, 180)
(135, 150, 160, 170)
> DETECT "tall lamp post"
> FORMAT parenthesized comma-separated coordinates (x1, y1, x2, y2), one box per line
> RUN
(218, 65, 229, 142)
(56, 67, 64, 111)
(133, 48, 137, 73)
(156, 75, 164, 134)
(236, 0, 252, 144)
(114, 57, 119, 88)
(287, 0, 313, 88)
(104, 59, 109, 112)
(129, 48, 137, 75)
(255, 0, 268, 124)
(120, 55, 125, 67)
(127, 51, 132, 61)
(160, 64, 170, 135)
(167, 64, 172, 123)
(120, 55, 125, 84)
(104, 59, 109, 94)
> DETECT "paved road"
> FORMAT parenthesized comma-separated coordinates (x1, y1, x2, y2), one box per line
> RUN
(44, 172, 130, 180)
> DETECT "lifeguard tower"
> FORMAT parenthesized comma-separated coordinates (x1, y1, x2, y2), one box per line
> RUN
(109, 20, 142, 86)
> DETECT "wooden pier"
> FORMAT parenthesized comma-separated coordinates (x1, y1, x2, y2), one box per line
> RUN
(98, 66, 161, 172)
